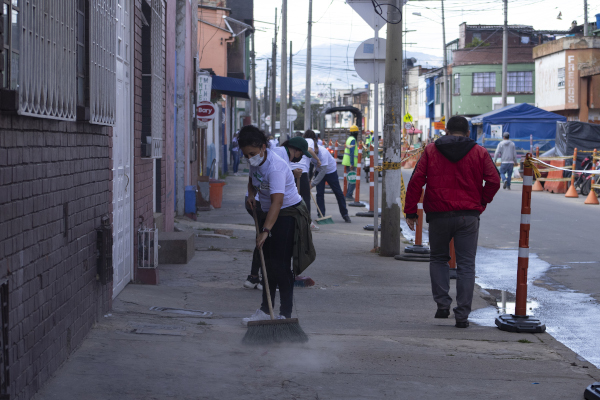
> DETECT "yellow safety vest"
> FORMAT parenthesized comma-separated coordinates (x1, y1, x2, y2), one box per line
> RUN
(342, 136, 358, 167)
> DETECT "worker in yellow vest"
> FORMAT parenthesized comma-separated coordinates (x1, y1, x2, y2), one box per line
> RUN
(342, 125, 359, 200)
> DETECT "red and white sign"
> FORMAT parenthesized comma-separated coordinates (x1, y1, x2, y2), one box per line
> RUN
(196, 101, 216, 122)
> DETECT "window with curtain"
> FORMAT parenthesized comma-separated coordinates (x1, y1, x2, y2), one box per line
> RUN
(473, 72, 496, 93)
(508, 71, 533, 92)
(453, 73, 460, 94)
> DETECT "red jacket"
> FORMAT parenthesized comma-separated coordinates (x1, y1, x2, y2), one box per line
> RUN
(405, 136, 500, 219)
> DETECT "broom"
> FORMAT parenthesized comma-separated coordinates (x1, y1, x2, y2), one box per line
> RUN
(242, 208, 308, 345)
(310, 192, 334, 225)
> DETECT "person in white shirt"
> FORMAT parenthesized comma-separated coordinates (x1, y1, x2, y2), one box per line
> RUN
(239, 126, 315, 323)
(243, 136, 313, 290)
(311, 144, 351, 223)
(289, 131, 321, 229)
(268, 135, 279, 149)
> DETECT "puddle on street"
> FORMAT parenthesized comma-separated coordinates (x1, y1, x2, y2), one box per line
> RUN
(400, 219, 429, 245)
(470, 247, 600, 368)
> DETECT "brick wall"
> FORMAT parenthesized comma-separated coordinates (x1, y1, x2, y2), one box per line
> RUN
(0, 114, 111, 400)
(132, 0, 167, 280)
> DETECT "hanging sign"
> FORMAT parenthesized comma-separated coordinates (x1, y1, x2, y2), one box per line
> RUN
(196, 101, 216, 122)
(197, 73, 212, 103)
(347, 171, 357, 184)
(403, 113, 413, 123)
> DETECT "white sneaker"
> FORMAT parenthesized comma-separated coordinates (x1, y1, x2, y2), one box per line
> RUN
(277, 315, 287, 320)
(256, 282, 263, 291)
(310, 222, 320, 231)
(242, 309, 270, 326)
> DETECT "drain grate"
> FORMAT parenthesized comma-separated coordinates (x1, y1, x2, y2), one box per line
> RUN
(150, 307, 213, 318)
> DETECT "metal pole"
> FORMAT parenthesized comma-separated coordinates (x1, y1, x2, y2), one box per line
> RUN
(289, 41, 293, 106)
(584, 0, 589, 36)
(280, 0, 288, 142)
(304, 0, 313, 130)
(270, 8, 278, 138)
(380, 0, 402, 256)
(265, 59, 269, 131)
(251, 31, 257, 125)
(373, 20, 380, 250)
(441, 0, 449, 119)
(501, 0, 508, 107)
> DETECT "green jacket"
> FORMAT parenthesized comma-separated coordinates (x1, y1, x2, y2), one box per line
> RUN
(266, 200, 316, 275)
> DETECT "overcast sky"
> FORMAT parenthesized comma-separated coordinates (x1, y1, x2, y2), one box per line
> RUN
(252, 0, 594, 95)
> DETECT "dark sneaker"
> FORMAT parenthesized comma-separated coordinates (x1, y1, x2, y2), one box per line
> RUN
(343, 215, 352, 223)
(455, 320, 469, 328)
(503, 181, 507, 189)
(243, 275, 261, 289)
(507, 185, 511, 190)
(435, 309, 450, 319)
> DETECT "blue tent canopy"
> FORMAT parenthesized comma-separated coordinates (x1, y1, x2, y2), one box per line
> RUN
(211, 76, 250, 99)
(469, 103, 566, 152)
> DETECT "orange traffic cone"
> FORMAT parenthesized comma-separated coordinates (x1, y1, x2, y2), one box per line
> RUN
(565, 182, 579, 198)
(532, 179, 543, 191)
(584, 188, 599, 205)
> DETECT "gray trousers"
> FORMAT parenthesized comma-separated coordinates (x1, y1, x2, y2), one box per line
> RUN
(428, 215, 480, 322)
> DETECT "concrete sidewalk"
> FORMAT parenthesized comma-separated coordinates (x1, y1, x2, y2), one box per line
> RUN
(33, 173, 599, 400)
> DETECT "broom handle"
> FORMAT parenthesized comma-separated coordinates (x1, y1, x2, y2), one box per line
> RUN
(252, 207, 275, 320)
(310, 191, 325, 219)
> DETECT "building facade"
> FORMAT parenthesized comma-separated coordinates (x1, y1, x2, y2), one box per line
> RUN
(533, 36, 600, 122)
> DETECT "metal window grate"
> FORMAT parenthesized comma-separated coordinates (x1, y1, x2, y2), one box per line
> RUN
(150, 0, 163, 158)
(19, 0, 77, 120)
(89, 0, 116, 125)
(137, 225, 158, 269)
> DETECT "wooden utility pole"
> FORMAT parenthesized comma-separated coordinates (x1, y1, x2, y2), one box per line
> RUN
(280, 0, 288, 142)
(304, 0, 313, 130)
(380, 0, 403, 256)
(501, 0, 508, 107)
(251, 30, 257, 125)
(270, 8, 278, 137)
(289, 41, 293, 106)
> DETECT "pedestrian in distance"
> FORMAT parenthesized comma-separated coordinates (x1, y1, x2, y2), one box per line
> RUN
(311, 143, 351, 223)
(342, 125, 360, 201)
(231, 131, 241, 175)
(239, 126, 316, 324)
(405, 116, 500, 328)
(268, 135, 278, 149)
(242, 133, 313, 290)
(493, 132, 519, 190)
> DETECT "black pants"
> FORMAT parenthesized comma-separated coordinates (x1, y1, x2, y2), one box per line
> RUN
(259, 215, 296, 318)
(245, 197, 264, 277)
(299, 172, 311, 215)
(316, 171, 348, 217)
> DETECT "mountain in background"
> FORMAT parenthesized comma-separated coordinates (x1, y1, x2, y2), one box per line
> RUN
(255, 42, 442, 100)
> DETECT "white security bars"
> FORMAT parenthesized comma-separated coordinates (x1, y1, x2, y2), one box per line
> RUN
(150, 0, 163, 158)
(19, 0, 77, 120)
(90, 0, 116, 125)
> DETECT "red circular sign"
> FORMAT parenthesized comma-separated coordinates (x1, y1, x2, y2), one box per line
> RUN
(196, 101, 216, 122)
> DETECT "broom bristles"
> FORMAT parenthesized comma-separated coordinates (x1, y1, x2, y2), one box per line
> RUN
(242, 319, 308, 345)
(316, 215, 334, 225)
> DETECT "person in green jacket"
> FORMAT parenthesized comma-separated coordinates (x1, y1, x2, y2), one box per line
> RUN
(342, 125, 359, 200)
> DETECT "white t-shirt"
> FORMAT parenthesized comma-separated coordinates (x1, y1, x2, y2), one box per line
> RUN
(271, 146, 291, 168)
(311, 145, 338, 174)
(317, 139, 324, 146)
(250, 149, 302, 212)
(290, 138, 314, 174)
(269, 139, 278, 149)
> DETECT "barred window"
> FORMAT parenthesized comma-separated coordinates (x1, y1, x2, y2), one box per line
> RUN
(508, 71, 532, 93)
(141, 0, 164, 159)
(473, 72, 496, 93)
(1, 0, 20, 90)
(1, 0, 115, 124)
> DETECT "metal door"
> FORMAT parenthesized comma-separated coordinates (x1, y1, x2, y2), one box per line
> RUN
(112, 0, 133, 298)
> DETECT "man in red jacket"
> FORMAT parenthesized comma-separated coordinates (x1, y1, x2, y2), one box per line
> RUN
(405, 116, 500, 328)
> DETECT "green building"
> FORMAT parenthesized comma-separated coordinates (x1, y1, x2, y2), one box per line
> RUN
(447, 23, 564, 118)
(451, 63, 536, 117)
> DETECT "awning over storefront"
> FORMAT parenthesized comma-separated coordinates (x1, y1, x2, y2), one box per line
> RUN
(211, 76, 250, 99)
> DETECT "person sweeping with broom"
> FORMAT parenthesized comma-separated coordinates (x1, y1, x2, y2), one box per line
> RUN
(310, 143, 351, 223)
(239, 126, 315, 344)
